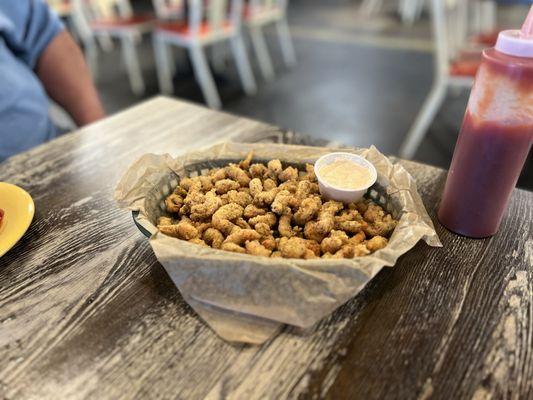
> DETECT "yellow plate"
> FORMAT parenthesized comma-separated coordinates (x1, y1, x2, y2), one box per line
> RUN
(0, 182, 35, 258)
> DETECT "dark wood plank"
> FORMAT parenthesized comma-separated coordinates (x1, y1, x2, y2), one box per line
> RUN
(0, 97, 531, 400)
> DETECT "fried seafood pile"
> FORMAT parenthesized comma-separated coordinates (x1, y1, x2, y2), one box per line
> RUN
(157, 152, 398, 259)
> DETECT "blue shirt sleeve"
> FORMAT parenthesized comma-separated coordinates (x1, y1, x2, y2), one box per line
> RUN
(0, 0, 64, 69)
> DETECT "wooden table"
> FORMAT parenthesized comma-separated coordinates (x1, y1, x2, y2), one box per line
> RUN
(0, 97, 531, 399)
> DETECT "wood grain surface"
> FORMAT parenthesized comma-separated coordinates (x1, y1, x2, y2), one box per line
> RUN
(0, 97, 531, 400)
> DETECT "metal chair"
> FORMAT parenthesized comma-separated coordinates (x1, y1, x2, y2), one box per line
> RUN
(152, 0, 257, 109)
(244, 0, 296, 81)
(71, 0, 154, 95)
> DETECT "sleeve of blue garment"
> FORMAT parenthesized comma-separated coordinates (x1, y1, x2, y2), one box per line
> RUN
(0, 0, 64, 69)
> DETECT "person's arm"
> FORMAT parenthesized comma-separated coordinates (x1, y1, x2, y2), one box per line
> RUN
(36, 30, 105, 126)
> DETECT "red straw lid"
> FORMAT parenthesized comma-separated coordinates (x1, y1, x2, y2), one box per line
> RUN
(495, 5, 533, 58)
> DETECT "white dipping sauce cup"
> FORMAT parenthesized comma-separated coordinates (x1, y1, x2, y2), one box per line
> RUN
(314, 152, 377, 204)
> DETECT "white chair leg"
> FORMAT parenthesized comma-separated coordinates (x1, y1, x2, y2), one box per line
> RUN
(85, 38, 99, 81)
(166, 44, 176, 77)
(189, 45, 222, 109)
(249, 25, 275, 81)
(97, 34, 114, 52)
(153, 35, 174, 95)
(399, 80, 448, 159)
(120, 34, 145, 96)
(230, 35, 257, 96)
(276, 18, 296, 67)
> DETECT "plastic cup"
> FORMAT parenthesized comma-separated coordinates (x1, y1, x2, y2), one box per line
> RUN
(314, 152, 377, 204)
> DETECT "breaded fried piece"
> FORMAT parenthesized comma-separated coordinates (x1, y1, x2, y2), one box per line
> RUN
(178, 177, 195, 191)
(215, 179, 241, 194)
(224, 229, 261, 245)
(335, 209, 361, 223)
(298, 163, 317, 182)
(198, 176, 214, 192)
(348, 231, 366, 245)
(226, 165, 251, 187)
(363, 203, 385, 223)
(235, 217, 252, 230)
(245, 240, 272, 257)
(165, 194, 184, 213)
(279, 166, 298, 182)
(278, 237, 304, 259)
(248, 212, 277, 227)
(363, 214, 397, 237)
(366, 236, 388, 252)
(203, 228, 224, 249)
(239, 151, 254, 170)
(221, 243, 246, 254)
(336, 220, 365, 234)
(223, 190, 253, 208)
(249, 178, 263, 197)
(173, 185, 188, 197)
(271, 190, 292, 215)
(305, 240, 321, 257)
(342, 244, 370, 258)
(254, 222, 272, 237)
(212, 203, 244, 234)
(193, 222, 212, 235)
(253, 188, 280, 208)
(249, 163, 268, 179)
(278, 214, 299, 238)
(210, 168, 227, 182)
(270, 251, 283, 258)
(159, 220, 199, 240)
(190, 189, 222, 220)
(157, 216, 174, 226)
(294, 196, 322, 226)
(267, 159, 282, 175)
(279, 180, 298, 193)
(321, 230, 349, 254)
(279, 237, 315, 259)
(262, 178, 277, 191)
(244, 204, 267, 218)
(178, 203, 190, 217)
(304, 221, 326, 243)
(315, 201, 344, 235)
(295, 180, 314, 199)
(261, 236, 277, 251)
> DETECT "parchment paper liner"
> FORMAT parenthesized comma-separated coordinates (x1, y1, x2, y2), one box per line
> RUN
(115, 142, 441, 344)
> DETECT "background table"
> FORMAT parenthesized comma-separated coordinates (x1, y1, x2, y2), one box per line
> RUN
(0, 97, 531, 399)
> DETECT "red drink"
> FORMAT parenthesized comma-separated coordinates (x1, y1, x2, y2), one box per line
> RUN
(438, 12, 533, 238)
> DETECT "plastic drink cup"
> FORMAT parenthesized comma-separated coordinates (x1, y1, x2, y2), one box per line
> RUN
(438, 6, 533, 238)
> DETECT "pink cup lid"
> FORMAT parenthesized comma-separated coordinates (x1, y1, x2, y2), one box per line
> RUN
(495, 5, 533, 58)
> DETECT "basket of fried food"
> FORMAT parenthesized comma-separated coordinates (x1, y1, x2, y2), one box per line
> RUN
(156, 152, 397, 259)
(115, 142, 440, 344)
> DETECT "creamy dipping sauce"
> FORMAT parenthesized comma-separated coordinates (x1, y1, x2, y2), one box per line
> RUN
(318, 158, 372, 189)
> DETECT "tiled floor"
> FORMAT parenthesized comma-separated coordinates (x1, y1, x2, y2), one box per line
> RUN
(93, 0, 532, 189)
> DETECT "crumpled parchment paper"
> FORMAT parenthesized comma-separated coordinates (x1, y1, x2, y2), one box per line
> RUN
(115, 142, 441, 344)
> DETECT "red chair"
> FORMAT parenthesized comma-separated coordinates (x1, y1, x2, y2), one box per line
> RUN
(72, 0, 155, 95)
(152, 0, 257, 109)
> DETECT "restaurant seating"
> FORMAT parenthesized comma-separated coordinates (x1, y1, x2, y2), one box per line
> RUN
(244, 0, 296, 81)
(71, 0, 154, 95)
(399, 0, 494, 159)
(152, 0, 257, 109)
